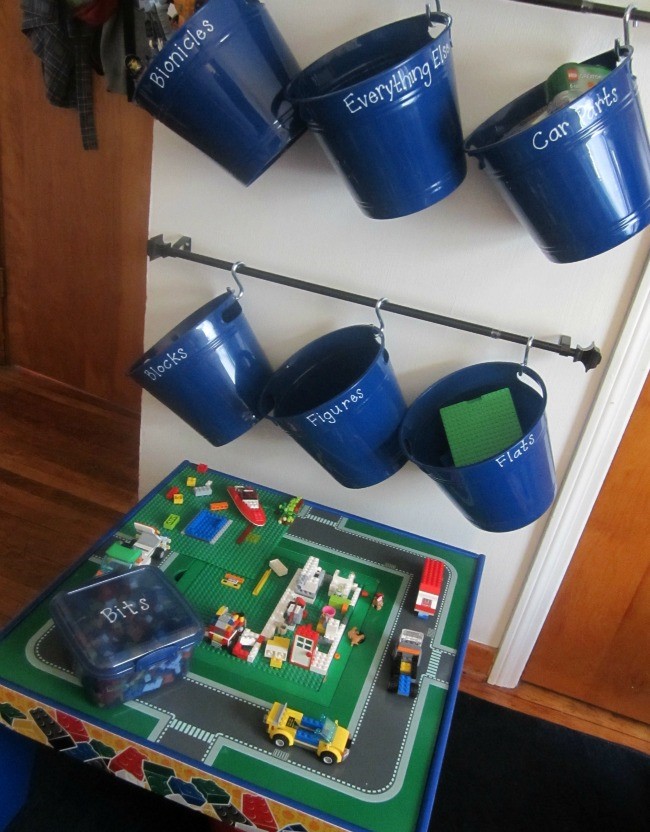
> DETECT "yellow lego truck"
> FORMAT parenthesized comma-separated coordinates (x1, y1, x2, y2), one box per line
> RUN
(264, 701, 351, 765)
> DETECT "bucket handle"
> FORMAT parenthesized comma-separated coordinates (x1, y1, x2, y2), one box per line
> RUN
(426, 2, 452, 30)
(517, 363, 548, 409)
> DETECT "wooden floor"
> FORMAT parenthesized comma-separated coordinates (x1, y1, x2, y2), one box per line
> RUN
(1, 366, 648, 757)
(0, 366, 140, 624)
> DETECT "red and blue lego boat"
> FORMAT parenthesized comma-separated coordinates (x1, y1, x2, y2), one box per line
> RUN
(227, 484, 267, 526)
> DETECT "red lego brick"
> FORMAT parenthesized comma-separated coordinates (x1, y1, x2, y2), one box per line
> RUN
(108, 746, 147, 780)
(55, 711, 89, 743)
(420, 558, 444, 594)
(242, 794, 277, 831)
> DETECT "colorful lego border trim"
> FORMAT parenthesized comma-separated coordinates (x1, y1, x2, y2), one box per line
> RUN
(0, 684, 347, 832)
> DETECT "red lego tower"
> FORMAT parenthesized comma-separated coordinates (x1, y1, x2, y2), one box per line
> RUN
(414, 558, 444, 617)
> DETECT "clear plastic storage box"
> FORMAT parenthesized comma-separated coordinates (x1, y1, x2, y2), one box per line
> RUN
(50, 566, 203, 707)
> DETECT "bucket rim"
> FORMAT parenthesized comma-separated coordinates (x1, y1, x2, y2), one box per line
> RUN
(400, 361, 548, 471)
(260, 324, 387, 418)
(464, 47, 627, 157)
(285, 11, 452, 105)
(128, 291, 238, 375)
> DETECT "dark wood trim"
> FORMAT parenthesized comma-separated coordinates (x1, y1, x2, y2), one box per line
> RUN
(462, 642, 650, 755)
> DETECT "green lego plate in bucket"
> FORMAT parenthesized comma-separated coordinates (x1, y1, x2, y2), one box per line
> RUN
(440, 388, 523, 467)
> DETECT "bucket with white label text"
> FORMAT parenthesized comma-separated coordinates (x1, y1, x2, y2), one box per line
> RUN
(285, 8, 465, 219)
(259, 325, 407, 488)
(464, 47, 650, 263)
(400, 363, 556, 532)
(129, 292, 272, 446)
(134, 0, 305, 185)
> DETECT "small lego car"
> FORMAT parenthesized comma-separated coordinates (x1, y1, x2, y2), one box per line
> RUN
(264, 701, 350, 765)
(388, 628, 424, 697)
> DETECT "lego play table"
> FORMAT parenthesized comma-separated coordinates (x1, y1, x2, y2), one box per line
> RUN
(0, 462, 483, 832)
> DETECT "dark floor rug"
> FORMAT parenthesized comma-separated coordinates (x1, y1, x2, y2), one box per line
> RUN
(431, 693, 650, 831)
(5, 692, 649, 831)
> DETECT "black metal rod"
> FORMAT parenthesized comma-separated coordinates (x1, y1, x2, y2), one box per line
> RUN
(510, 1, 650, 25)
(147, 235, 602, 371)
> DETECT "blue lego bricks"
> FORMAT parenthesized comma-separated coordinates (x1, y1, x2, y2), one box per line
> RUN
(183, 509, 232, 544)
(295, 728, 319, 747)
(169, 776, 206, 806)
(398, 675, 412, 696)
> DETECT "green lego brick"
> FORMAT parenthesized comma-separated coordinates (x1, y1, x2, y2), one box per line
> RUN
(105, 541, 140, 564)
(144, 771, 173, 797)
(143, 760, 176, 778)
(0, 702, 26, 725)
(192, 778, 232, 805)
(89, 738, 116, 759)
(440, 387, 522, 467)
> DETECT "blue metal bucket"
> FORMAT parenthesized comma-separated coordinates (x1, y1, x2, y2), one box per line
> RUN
(465, 48, 650, 263)
(259, 325, 407, 488)
(129, 292, 272, 446)
(400, 363, 556, 532)
(134, 0, 305, 185)
(285, 8, 466, 219)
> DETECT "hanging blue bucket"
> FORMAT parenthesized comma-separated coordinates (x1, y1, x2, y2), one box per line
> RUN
(259, 325, 407, 488)
(285, 7, 466, 219)
(464, 47, 650, 263)
(400, 363, 556, 532)
(129, 292, 272, 446)
(133, 0, 305, 185)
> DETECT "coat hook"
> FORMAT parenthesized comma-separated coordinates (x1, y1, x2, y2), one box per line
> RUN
(230, 261, 245, 299)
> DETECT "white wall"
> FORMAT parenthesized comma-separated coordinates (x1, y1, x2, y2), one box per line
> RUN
(141, 0, 650, 647)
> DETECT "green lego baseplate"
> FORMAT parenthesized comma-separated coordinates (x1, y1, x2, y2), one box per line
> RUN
(440, 387, 523, 467)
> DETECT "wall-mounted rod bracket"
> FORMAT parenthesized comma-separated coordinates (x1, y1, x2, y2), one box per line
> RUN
(147, 235, 602, 372)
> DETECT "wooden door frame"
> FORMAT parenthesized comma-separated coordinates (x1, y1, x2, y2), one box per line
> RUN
(0, 148, 6, 365)
(490, 240, 650, 688)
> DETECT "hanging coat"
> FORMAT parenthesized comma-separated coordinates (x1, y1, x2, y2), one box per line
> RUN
(21, 0, 98, 149)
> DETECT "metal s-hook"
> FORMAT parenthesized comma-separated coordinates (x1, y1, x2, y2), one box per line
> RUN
(375, 297, 388, 343)
(229, 261, 245, 299)
(520, 335, 534, 374)
(425, 1, 442, 23)
(617, 5, 637, 56)
(623, 4, 638, 49)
